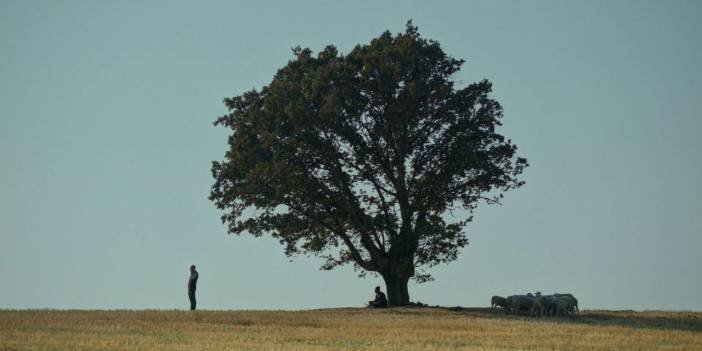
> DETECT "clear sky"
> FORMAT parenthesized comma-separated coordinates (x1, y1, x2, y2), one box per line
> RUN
(1, 0, 700, 311)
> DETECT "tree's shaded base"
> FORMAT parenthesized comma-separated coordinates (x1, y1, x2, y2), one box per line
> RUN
(384, 276, 411, 307)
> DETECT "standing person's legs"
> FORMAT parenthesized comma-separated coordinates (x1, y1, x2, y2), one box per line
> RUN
(189, 289, 196, 310)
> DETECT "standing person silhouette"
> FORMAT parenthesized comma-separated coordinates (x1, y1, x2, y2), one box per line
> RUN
(188, 265, 199, 310)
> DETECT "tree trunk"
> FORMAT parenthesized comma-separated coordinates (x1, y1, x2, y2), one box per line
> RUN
(383, 273, 411, 306)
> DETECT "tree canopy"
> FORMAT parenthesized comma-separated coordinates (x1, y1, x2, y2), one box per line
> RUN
(210, 22, 528, 305)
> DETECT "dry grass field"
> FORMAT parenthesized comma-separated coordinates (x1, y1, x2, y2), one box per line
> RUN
(1, 308, 701, 350)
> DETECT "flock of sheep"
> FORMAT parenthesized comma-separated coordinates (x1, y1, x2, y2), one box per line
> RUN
(491, 292, 579, 317)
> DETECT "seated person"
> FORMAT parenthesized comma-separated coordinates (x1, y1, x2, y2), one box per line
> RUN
(368, 286, 388, 308)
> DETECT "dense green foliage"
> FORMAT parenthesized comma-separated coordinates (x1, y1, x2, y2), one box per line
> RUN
(211, 22, 527, 305)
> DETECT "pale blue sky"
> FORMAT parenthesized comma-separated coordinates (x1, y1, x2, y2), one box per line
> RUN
(1, 0, 700, 311)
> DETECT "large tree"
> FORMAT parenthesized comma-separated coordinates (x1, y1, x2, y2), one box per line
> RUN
(210, 22, 527, 306)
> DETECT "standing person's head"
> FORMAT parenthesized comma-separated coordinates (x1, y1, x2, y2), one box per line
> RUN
(190, 265, 196, 272)
(375, 286, 381, 293)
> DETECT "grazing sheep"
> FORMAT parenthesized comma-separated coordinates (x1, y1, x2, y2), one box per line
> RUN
(491, 296, 508, 311)
(554, 293, 579, 314)
(533, 295, 573, 317)
(531, 295, 554, 317)
(503, 292, 579, 317)
(525, 295, 578, 318)
(544, 296, 575, 317)
(508, 295, 535, 315)
(506, 295, 516, 313)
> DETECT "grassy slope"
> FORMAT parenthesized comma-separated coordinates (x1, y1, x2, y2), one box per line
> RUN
(1, 308, 701, 350)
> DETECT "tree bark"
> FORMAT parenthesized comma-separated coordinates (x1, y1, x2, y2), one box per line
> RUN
(382, 272, 411, 306)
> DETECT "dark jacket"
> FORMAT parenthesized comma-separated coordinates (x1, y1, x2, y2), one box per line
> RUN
(188, 271, 199, 291)
(371, 291, 388, 308)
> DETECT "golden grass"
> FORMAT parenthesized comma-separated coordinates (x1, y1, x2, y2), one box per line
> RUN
(1, 308, 701, 350)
